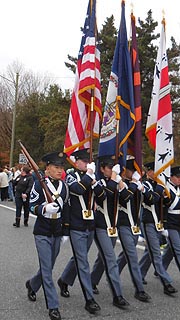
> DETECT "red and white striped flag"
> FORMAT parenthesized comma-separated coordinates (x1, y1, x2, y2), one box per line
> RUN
(64, 0, 102, 158)
(146, 18, 174, 188)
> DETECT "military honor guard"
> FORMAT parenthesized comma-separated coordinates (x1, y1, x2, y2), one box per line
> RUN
(57, 148, 103, 315)
(116, 158, 151, 302)
(139, 162, 177, 296)
(26, 152, 69, 320)
(91, 155, 129, 308)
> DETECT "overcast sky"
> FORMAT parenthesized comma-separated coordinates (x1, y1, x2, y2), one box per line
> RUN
(0, 0, 179, 90)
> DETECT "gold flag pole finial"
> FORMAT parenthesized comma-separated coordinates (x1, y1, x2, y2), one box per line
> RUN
(130, 2, 134, 14)
(162, 9, 166, 33)
(162, 9, 166, 26)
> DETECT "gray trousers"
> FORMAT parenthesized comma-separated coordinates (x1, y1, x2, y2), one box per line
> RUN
(29, 235, 61, 309)
(141, 223, 172, 286)
(61, 229, 94, 301)
(93, 228, 122, 298)
(91, 235, 117, 286)
(117, 225, 144, 292)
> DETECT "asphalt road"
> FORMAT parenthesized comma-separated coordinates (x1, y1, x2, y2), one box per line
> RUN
(0, 201, 180, 320)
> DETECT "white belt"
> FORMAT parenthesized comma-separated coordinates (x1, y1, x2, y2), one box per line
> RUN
(168, 209, 180, 214)
(43, 212, 61, 219)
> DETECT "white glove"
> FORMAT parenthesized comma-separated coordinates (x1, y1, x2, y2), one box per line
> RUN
(61, 236, 69, 244)
(132, 171, 141, 181)
(112, 164, 121, 175)
(91, 180, 98, 189)
(137, 181, 143, 191)
(116, 175, 122, 183)
(87, 162, 96, 174)
(44, 202, 59, 215)
(162, 229, 168, 238)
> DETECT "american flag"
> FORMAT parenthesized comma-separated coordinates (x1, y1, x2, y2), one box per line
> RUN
(146, 18, 174, 190)
(98, 0, 135, 168)
(64, 0, 102, 158)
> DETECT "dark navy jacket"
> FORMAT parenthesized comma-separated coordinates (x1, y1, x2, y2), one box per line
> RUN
(66, 169, 104, 231)
(141, 179, 164, 224)
(164, 182, 180, 231)
(13, 173, 34, 199)
(117, 179, 140, 227)
(29, 178, 69, 237)
(94, 178, 118, 229)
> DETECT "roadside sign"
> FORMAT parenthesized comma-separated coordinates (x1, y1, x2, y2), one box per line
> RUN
(19, 153, 28, 164)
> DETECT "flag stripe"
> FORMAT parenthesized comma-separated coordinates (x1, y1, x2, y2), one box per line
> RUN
(64, 0, 102, 157)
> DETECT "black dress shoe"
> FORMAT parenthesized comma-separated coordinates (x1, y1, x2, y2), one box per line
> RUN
(113, 296, 130, 308)
(85, 299, 101, 314)
(24, 222, 28, 226)
(142, 278, 147, 285)
(92, 285, 99, 294)
(134, 291, 151, 302)
(164, 284, 178, 295)
(49, 308, 61, 320)
(25, 280, 36, 302)
(57, 278, 70, 298)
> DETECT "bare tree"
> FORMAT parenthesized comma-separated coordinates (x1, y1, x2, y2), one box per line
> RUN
(0, 60, 53, 154)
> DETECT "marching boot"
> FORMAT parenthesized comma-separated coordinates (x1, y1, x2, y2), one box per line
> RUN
(13, 218, 20, 228)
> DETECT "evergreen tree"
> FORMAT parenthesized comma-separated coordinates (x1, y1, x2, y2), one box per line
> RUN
(98, 15, 117, 104)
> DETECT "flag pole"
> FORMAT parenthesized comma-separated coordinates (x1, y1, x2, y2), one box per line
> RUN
(88, 0, 96, 213)
(112, 96, 121, 230)
(89, 0, 95, 162)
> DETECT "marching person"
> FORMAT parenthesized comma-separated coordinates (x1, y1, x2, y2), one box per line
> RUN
(57, 148, 102, 315)
(163, 166, 180, 271)
(116, 157, 151, 302)
(26, 152, 69, 320)
(13, 165, 34, 227)
(139, 162, 177, 296)
(91, 155, 129, 308)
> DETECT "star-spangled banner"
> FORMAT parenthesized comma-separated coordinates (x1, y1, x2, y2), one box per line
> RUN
(64, 0, 102, 158)
(146, 18, 174, 189)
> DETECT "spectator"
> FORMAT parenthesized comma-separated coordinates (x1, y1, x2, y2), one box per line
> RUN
(0, 167, 9, 201)
(13, 165, 34, 227)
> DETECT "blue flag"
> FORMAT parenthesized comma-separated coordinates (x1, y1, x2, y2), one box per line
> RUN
(98, 0, 135, 168)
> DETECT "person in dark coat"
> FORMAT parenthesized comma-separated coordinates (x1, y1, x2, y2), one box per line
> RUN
(91, 155, 129, 309)
(26, 152, 69, 320)
(13, 165, 34, 227)
(57, 148, 103, 315)
(116, 158, 151, 302)
(139, 162, 177, 296)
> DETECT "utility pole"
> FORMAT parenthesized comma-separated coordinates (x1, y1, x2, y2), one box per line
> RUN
(9, 73, 19, 168)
